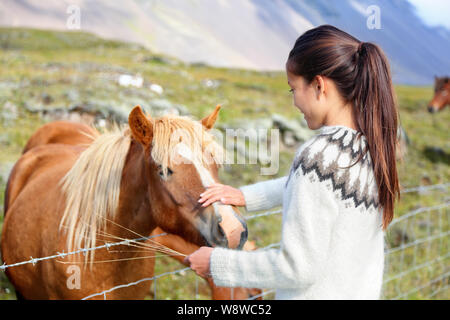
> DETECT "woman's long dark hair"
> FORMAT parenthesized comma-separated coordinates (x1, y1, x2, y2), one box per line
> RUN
(287, 25, 400, 229)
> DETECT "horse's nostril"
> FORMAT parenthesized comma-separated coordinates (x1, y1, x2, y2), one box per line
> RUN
(428, 106, 436, 113)
(217, 224, 225, 238)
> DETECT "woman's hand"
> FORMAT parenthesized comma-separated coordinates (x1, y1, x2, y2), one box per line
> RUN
(198, 183, 246, 207)
(184, 246, 214, 278)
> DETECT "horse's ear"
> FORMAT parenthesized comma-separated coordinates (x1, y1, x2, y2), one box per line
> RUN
(201, 104, 221, 130)
(128, 105, 153, 147)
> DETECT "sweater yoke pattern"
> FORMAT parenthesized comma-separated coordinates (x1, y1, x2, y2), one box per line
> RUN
(287, 127, 380, 212)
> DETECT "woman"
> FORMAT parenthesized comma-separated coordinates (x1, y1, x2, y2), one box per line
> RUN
(186, 24, 400, 299)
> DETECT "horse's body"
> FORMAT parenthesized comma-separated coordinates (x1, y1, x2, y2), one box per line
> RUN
(21, 121, 99, 154)
(1, 107, 249, 299)
(2, 136, 158, 299)
(5, 121, 98, 215)
(4, 120, 259, 299)
(428, 76, 449, 113)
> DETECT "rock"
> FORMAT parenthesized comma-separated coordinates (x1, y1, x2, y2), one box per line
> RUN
(271, 113, 314, 143)
(1, 101, 19, 125)
(201, 79, 222, 89)
(218, 118, 273, 145)
(0, 132, 9, 146)
(23, 97, 190, 126)
(64, 89, 80, 102)
(234, 82, 267, 92)
(143, 55, 178, 65)
(216, 118, 277, 165)
(242, 107, 269, 114)
(41, 93, 53, 105)
(149, 83, 164, 95)
(23, 102, 127, 125)
(282, 131, 297, 147)
(118, 74, 143, 88)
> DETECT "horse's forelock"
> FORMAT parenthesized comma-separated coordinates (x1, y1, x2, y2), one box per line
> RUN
(150, 115, 223, 177)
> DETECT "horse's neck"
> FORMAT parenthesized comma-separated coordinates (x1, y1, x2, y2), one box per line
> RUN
(112, 140, 156, 239)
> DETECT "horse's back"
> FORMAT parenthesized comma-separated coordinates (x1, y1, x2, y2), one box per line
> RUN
(4, 120, 97, 215)
(22, 121, 98, 154)
(4, 143, 86, 215)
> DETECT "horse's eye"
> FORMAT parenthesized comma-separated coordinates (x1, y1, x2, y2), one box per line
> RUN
(158, 165, 173, 178)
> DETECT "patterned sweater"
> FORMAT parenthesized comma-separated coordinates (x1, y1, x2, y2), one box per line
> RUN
(210, 125, 385, 299)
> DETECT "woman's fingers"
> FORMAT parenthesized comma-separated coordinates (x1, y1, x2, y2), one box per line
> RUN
(198, 184, 245, 207)
(200, 184, 224, 196)
(200, 194, 224, 207)
(198, 189, 219, 201)
(199, 185, 225, 203)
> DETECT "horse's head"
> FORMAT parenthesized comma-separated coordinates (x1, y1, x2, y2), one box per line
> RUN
(128, 105, 248, 249)
(428, 76, 449, 113)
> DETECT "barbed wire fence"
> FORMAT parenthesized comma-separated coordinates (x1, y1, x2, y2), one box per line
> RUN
(0, 183, 448, 300)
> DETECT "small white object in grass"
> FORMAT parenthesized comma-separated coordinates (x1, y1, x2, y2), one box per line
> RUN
(118, 74, 143, 88)
(149, 83, 164, 95)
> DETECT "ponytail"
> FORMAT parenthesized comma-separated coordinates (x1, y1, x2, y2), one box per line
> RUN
(287, 25, 400, 229)
(352, 42, 400, 229)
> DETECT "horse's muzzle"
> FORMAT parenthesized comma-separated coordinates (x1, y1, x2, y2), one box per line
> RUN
(428, 105, 437, 113)
(201, 204, 248, 250)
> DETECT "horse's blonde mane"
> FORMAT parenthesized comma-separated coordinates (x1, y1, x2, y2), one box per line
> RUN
(59, 125, 131, 263)
(59, 115, 223, 264)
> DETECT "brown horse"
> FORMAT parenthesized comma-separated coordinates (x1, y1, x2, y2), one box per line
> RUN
(428, 76, 449, 113)
(1, 106, 248, 299)
(6, 118, 260, 300)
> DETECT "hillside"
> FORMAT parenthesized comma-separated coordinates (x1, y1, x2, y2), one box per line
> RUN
(1, 0, 450, 84)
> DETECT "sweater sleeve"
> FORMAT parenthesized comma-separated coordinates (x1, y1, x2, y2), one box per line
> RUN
(239, 176, 287, 212)
(210, 168, 339, 289)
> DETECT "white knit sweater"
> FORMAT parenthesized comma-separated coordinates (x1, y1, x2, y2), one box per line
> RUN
(210, 125, 385, 300)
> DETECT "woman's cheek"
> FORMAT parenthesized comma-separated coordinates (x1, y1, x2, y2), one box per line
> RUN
(294, 96, 303, 112)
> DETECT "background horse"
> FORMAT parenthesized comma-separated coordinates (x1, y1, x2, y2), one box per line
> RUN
(1, 106, 248, 299)
(428, 76, 449, 113)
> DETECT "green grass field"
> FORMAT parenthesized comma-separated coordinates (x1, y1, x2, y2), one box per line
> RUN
(0, 28, 448, 300)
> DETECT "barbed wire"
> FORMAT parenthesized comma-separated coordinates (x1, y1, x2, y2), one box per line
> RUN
(82, 242, 283, 300)
(400, 183, 450, 194)
(391, 271, 450, 300)
(0, 182, 448, 300)
(82, 267, 191, 300)
(1, 183, 447, 272)
(84, 199, 449, 300)
(0, 233, 167, 271)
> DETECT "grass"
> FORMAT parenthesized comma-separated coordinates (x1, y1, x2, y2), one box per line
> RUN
(0, 27, 448, 300)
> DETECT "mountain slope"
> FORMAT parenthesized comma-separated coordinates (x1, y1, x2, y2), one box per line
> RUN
(0, 0, 449, 84)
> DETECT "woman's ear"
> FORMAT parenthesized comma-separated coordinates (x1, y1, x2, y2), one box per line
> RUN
(314, 75, 326, 98)
(128, 105, 153, 147)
